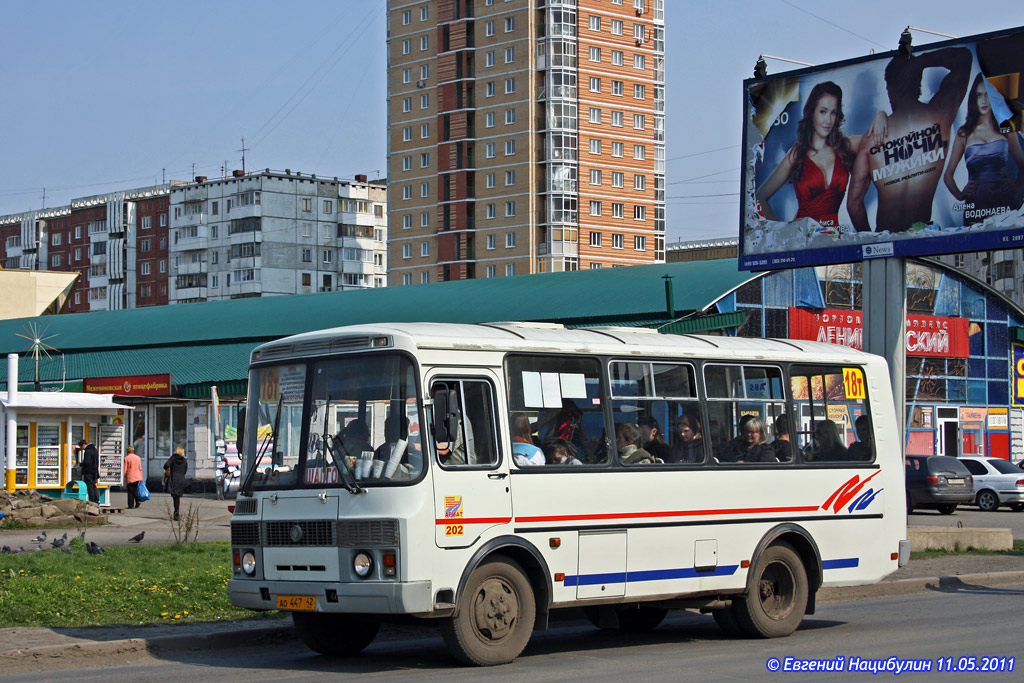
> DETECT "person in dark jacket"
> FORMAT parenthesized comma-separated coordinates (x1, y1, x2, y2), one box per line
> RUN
(164, 446, 188, 521)
(722, 416, 775, 463)
(77, 439, 100, 503)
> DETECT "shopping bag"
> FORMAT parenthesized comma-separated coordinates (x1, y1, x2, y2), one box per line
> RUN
(137, 480, 152, 502)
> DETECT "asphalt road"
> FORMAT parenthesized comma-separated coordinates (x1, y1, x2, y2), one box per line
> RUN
(6, 582, 1021, 682)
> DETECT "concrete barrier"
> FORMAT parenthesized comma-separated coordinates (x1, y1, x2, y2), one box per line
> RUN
(908, 526, 1013, 551)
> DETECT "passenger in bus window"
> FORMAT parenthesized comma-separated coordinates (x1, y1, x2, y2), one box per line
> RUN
(547, 438, 582, 466)
(535, 399, 587, 459)
(769, 414, 793, 462)
(336, 418, 372, 460)
(804, 419, 848, 461)
(669, 410, 705, 463)
(846, 415, 874, 461)
(616, 422, 656, 464)
(638, 416, 672, 462)
(723, 416, 775, 463)
(511, 412, 545, 467)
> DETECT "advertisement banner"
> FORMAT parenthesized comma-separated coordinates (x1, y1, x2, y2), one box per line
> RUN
(83, 374, 172, 396)
(741, 26, 1024, 271)
(788, 308, 970, 357)
(1013, 343, 1024, 407)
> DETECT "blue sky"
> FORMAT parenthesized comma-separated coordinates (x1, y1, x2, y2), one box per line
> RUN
(1, 1, 1019, 242)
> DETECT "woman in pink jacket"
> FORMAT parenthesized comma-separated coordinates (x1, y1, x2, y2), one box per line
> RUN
(124, 446, 144, 509)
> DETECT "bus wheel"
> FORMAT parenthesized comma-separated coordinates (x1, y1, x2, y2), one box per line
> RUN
(441, 555, 536, 666)
(733, 542, 808, 638)
(292, 612, 380, 656)
(584, 605, 667, 632)
(712, 607, 743, 636)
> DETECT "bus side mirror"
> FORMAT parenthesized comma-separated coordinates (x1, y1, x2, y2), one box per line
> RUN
(433, 390, 459, 442)
(237, 407, 246, 454)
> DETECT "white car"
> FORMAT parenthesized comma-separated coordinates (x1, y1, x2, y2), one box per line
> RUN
(958, 457, 1024, 512)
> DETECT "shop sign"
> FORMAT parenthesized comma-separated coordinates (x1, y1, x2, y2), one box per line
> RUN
(987, 407, 1008, 429)
(84, 374, 172, 396)
(789, 308, 969, 357)
(960, 406, 987, 422)
(1014, 343, 1024, 407)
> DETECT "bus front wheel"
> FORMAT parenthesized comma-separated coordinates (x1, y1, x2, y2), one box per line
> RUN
(441, 555, 536, 666)
(292, 612, 380, 656)
(732, 542, 808, 638)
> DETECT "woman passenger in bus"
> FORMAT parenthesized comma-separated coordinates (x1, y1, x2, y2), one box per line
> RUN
(723, 416, 775, 463)
(805, 419, 848, 461)
(535, 399, 587, 459)
(616, 422, 656, 464)
(669, 410, 705, 463)
(846, 415, 874, 461)
(637, 416, 672, 462)
(511, 412, 546, 467)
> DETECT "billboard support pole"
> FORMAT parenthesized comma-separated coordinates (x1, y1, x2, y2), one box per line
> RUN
(862, 257, 906, 455)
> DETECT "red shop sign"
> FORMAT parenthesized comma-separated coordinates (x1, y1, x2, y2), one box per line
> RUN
(84, 374, 173, 396)
(788, 308, 969, 358)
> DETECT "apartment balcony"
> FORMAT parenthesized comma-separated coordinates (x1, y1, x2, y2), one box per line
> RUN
(227, 203, 261, 220)
(175, 260, 208, 276)
(173, 212, 205, 228)
(229, 280, 261, 296)
(540, 239, 579, 257)
(174, 287, 208, 300)
(172, 225, 209, 252)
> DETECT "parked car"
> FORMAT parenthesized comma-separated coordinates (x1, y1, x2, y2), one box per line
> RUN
(957, 456, 1024, 512)
(905, 456, 975, 514)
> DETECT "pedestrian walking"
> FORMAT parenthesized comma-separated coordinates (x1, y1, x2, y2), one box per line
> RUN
(164, 446, 188, 521)
(124, 446, 144, 509)
(76, 439, 100, 503)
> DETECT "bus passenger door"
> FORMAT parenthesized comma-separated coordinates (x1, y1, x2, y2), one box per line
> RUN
(429, 375, 512, 549)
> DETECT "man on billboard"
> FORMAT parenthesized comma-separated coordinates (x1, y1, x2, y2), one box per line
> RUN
(847, 46, 972, 233)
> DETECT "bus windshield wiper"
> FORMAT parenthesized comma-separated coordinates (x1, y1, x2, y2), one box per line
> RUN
(322, 396, 362, 494)
(240, 395, 281, 495)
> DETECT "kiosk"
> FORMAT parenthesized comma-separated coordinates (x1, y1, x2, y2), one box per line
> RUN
(2, 354, 130, 504)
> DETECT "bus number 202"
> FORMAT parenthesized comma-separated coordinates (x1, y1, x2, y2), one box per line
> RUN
(445, 524, 464, 536)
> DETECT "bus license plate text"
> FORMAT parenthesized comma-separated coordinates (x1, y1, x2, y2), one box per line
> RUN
(276, 595, 317, 611)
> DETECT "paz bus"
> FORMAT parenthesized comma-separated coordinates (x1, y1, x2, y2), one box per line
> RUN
(227, 322, 908, 665)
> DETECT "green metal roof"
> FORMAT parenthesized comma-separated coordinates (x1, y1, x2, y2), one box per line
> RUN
(0, 259, 754, 391)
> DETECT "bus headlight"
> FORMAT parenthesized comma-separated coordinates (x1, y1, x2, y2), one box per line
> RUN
(353, 551, 373, 578)
(241, 551, 257, 576)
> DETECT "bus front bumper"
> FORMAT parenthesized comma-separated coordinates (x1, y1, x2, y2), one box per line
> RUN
(228, 578, 433, 615)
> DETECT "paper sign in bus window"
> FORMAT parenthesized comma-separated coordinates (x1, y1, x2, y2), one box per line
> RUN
(559, 373, 587, 399)
(540, 372, 562, 408)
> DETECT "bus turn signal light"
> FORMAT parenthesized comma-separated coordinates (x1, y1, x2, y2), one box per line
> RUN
(741, 560, 751, 568)
(549, 538, 561, 548)
(555, 573, 565, 582)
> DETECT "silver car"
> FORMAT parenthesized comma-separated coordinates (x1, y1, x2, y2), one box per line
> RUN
(958, 457, 1024, 512)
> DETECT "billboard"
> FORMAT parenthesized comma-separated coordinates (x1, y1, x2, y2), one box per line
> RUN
(788, 308, 970, 357)
(741, 26, 1024, 271)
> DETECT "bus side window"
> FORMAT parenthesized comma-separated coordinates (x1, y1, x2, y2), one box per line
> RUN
(431, 379, 499, 468)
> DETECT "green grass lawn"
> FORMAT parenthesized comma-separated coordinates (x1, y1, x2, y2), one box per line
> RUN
(911, 538, 1024, 560)
(0, 540, 282, 628)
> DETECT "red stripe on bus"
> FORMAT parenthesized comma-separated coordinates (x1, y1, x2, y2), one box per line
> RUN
(435, 517, 513, 525)
(514, 506, 821, 523)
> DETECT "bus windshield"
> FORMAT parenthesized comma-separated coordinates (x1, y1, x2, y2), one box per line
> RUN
(242, 353, 424, 491)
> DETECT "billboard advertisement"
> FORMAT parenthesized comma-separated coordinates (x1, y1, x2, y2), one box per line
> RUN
(741, 26, 1024, 271)
(788, 308, 970, 357)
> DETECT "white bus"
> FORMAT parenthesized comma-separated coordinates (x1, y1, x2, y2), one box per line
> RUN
(228, 322, 908, 666)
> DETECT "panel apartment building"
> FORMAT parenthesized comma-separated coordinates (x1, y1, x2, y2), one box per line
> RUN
(0, 171, 388, 312)
(387, 0, 666, 285)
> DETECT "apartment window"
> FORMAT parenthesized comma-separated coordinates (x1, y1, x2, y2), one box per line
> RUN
(590, 139, 602, 155)
(589, 107, 601, 123)
(634, 24, 645, 42)
(211, 250, 218, 264)
(301, 273, 310, 288)
(421, 152, 430, 168)
(505, 46, 515, 63)
(140, 261, 150, 275)
(485, 142, 496, 158)
(420, 123, 429, 138)
(74, 247, 82, 261)
(613, 233, 625, 249)
(402, 68, 411, 84)
(485, 20, 494, 36)
(588, 46, 601, 62)
(402, 39, 411, 54)
(402, 244, 412, 259)
(403, 273, 412, 285)
(612, 203, 624, 218)
(634, 84, 645, 99)
(589, 169, 602, 185)
(589, 201, 602, 216)
(486, 81, 495, 97)
(421, 182, 430, 197)
(589, 231, 602, 247)
(505, 108, 515, 124)
(486, 203, 497, 219)
(322, 249, 333, 263)
(506, 263, 516, 277)
(505, 201, 516, 217)
(612, 141, 624, 157)
(634, 114, 646, 129)
(612, 50, 623, 66)
(634, 0, 646, 9)
(402, 9, 410, 25)
(611, 80, 624, 96)
(421, 212, 430, 227)
(611, 111, 623, 127)
(51, 254, 61, 267)
(159, 213, 167, 227)
(419, 35, 429, 50)
(487, 234, 496, 249)
(74, 226, 81, 239)
(420, 6, 428, 20)
(634, 144, 646, 160)
(504, 139, 515, 156)
(505, 170, 516, 186)
(590, 263, 603, 270)
(634, 235, 647, 251)
(504, 16, 514, 32)
(420, 94, 429, 109)
(486, 265, 496, 278)
(302, 222, 313, 236)
(612, 171, 624, 188)
(421, 241, 430, 257)
(51, 232, 61, 246)
(141, 215, 152, 229)
(302, 248, 312, 262)
(141, 238, 152, 252)
(634, 175, 646, 190)
(588, 15, 600, 30)
(504, 77, 515, 94)
(486, 111, 496, 127)
(141, 284, 153, 297)
(402, 155, 413, 171)
(486, 172, 496, 188)
(486, 50, 495, 67)
(611, 19, 623, 35)
(634, 54, 645, 69)
(589, 76, 601, 93)
(634, 205, 647, 220)
(403, 185, 412, 200)
(403, 126, 412, 141)
(420, 64, 429, 80)
(420, 271, 430, 284)
(402, 97, 412, 112)
(210, 202, 218, 217)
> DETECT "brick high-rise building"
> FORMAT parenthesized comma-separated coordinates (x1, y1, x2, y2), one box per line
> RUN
(387, 0, 665, 285)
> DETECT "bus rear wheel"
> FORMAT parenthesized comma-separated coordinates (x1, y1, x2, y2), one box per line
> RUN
(292, 612, 380, 656)
(441, 555, 536, 666)
(732, 542, 808, 638)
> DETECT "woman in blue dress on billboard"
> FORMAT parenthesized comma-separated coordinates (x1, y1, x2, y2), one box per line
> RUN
(756, 82, 885, 231)
(943, 73, 1024, 224)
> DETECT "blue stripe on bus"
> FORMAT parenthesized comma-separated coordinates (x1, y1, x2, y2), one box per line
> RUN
(563, 564, 739, 587)
(821, 558, 859, 570)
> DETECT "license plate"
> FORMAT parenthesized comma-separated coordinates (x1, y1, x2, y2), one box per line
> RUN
(276, 595, 317, 611)
(947, 478, 964, 485)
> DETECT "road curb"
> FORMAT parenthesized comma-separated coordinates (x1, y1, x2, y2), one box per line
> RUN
(817, 570, 1024, 602)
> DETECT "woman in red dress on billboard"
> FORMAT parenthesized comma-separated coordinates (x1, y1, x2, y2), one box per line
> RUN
(756, 81, 884, 231)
